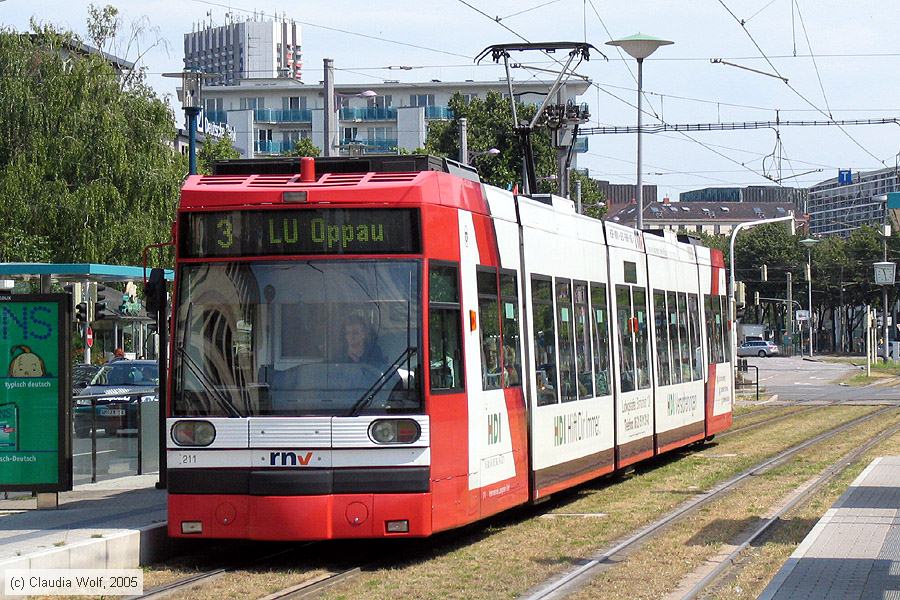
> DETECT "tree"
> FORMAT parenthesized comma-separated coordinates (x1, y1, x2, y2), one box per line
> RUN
(569, 170, 606, 219)
(0, 21, 184, 266)
(285, 138, 320, 158)
(197, 134, 240, 175)
(425, 91, 557, 189)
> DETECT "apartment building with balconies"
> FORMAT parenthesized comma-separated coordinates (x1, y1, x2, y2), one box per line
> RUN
(199, 78, 591, 158)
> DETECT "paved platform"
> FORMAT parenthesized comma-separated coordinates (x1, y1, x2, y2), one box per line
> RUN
(0, 475, 169, 599)
(759, 456, 900, 600)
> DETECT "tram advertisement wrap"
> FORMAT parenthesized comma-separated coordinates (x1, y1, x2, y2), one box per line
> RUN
(0, 295, 71, 491)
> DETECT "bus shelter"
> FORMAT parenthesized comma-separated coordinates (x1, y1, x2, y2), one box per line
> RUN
(0, 263, 173, 486)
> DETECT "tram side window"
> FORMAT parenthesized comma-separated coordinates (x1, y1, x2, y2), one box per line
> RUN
(589, 283, 612, 396)
(677, 293, 691, 383)
(719, 295, 731, 362)
(532, 276, 557, 406)
(429, 262, 464, 392)
(705, 294, 723, 364)
(703, 294, 715, 364)
(499, 271, 521, 387)
(615, 285, 636, 393)
(574, 283, 593, 399)
(556, 279, 577, 402)
(477, 268, 502, 390)
(633, 287, 651, 390)
(653, 290, 671, 387)
(667, 291, 682, 384)
(688, 293, 703, 380)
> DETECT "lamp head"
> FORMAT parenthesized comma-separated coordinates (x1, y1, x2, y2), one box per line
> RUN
(606, 33, 673, 60)
(799, 237, 820, 249)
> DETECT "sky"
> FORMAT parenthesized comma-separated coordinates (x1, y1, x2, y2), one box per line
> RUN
(2, 0, 899, 199)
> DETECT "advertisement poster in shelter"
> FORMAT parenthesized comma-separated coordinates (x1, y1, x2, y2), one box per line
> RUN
(0, 294, 71, 491)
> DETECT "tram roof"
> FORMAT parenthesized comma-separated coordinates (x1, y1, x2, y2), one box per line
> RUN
(0, 263, 174, 283)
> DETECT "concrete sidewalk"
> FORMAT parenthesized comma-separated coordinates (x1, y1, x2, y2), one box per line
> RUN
(759, 456, 900, 599)
(0, 475, 169, 598)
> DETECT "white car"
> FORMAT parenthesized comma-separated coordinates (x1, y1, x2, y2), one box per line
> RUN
(737, 340, 780, 358)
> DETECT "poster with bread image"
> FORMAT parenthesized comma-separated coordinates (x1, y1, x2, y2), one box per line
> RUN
(8, 345, 50, 378)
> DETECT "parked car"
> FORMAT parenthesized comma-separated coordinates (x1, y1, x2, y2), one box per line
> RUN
(737, 340, 780, 358)
(74, 360, 159, 436)
(71, 364, 101, 396)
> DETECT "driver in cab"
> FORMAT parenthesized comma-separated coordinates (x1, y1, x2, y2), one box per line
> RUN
(342, 315, 385, 367)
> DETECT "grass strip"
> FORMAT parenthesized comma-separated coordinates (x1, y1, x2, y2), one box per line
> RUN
(318, 406, 878, 600)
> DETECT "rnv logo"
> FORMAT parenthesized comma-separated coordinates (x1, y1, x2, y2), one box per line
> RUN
(269, 451, 314, 466)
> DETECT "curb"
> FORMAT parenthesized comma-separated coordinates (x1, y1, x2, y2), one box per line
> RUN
(0, 523, 170, 600)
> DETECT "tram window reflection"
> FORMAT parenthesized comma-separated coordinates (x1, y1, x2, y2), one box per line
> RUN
(589, 283, 611, 396)
(531, 276, 557, 406)
(173, 260, 422, 417)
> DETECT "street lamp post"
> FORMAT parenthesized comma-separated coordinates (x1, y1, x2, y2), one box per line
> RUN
(331, 89, 377, 155)
(163, 70, 204, 175)
(799, 237, 820, 357)
(607, 33, 673, 231)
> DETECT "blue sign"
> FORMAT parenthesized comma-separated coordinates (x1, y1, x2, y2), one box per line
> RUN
(838, 169, 852, 185)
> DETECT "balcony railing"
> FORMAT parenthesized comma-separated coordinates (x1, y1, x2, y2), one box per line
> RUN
(204, 110, 227, 124)
(255, 140, 293, 154)
(424, 106, 453, 120)
(574, 137, 589, 153)
(254, 108, 313, 123)
(339, 107, 398, 121)
(340, 138, 399, 153)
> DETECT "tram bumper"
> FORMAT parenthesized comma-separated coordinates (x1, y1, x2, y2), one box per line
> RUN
(167, 467, 433, 540)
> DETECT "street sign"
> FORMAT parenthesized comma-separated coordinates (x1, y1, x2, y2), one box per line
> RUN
(0, 294, 72, 493)
(86, 327, 94, 348)
(838, 169, 852, 185)
(874, 262, 896, 285)
(796, 310, 810, 321)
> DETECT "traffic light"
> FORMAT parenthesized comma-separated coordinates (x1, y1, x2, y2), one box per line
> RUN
(75, 302, 88, 323)
(736, 281, 746, 307)
(760, 264, 768, 282)
(754, 291, 760, 306)
(144, 268, 166, 316)
(93, 284, 116, 320)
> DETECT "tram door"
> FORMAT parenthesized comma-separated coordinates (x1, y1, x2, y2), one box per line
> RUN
(605, 223, 654, 468)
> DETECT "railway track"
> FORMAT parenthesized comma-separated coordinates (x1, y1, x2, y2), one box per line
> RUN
(133, 545, 306, 599)
(519, 405, 898, 600)
(680, 416, 900, 600)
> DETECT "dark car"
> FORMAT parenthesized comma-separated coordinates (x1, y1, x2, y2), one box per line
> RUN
(74, 360, 159, 436)
(72, 364, 101, 396)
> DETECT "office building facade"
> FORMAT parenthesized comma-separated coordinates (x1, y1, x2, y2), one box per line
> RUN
(807, 167, 900, 237)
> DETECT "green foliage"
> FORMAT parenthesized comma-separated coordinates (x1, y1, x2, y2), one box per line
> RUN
(425, 91, 556, 189)
(86, 4, 118, 52)
(285, 138, 321, 158)
(197, 134, 240, 174)
(569, 170, 606, 219)
(0, 22, 183, 266)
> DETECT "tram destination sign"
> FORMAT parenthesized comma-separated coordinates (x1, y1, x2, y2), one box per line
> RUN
(181, 208, 421, 258)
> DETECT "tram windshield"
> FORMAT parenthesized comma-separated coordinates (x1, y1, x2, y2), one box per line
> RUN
(172, 260, 421, 417)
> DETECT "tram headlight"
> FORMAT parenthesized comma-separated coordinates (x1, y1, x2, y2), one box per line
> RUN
(368, 419, 421, 444)
(171, 420, 216, 447)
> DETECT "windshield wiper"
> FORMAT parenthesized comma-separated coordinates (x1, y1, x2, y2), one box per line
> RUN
(175, 345, 244, 418)
(348, 347, 417, 417)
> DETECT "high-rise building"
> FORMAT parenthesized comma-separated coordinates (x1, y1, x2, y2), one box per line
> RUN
(807, 167, 900, 237)
(184, 17, 302, 86)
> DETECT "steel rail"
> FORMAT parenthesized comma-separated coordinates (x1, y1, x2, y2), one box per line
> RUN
(680, 416, 900, 600)
(519, 405, 897, 600)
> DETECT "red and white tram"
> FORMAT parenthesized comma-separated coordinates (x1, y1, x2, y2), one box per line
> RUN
(166, 155, 733, 540)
